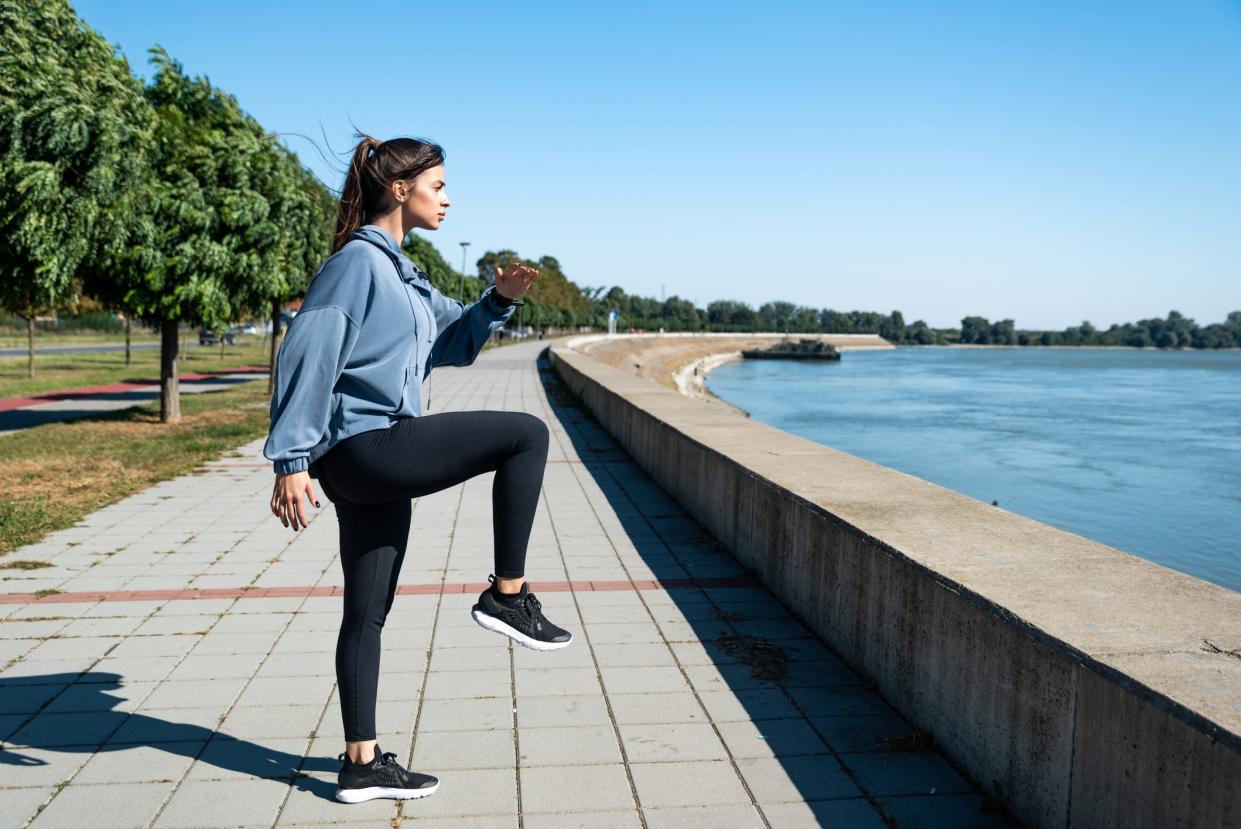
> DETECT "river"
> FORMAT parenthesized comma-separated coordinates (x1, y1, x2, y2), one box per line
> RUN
(705, 347, 1241, 593)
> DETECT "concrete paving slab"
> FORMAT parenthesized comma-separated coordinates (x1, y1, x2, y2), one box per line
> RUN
(27, 780, 176, 828)
(72, 741, 206, 784)
(523, 811, 640, 829)
(878, 793, 1014, 828)
(697, 687, 802, 722)
(627, 760, 752, 808)
(219, 704, 324, 739)
(421, 668, 508, 700)
(606, 691, 707, 726)
(715, 717, 830, 759)
(394, 766, 516, 820)
(9, 709, 124, 747)
(518, 723, 623, 766)
(641, 804, 766, 829)
(597, 665, 690, 695)
(811, 712, 917, 753)
(844, 750, 974, 798)
(409, 727, 514, 770)
(519, 763, 635, 814)
(514, 667, 602, 698)
(760, 798, 889, 828)
(735, 754, 862, 803)
(0, 745, 91, 785)
(516, 692, 610, 729)
(183, 735, 309, 782)
(151, 777, 289, 828)
(0, 787, 55, 829)
(417, 696, 513, 732)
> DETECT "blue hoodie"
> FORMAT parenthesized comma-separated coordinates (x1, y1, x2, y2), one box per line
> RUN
(263, 224, 516, 475)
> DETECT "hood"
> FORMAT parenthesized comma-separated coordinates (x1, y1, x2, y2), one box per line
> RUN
(350, 225, 431, 288)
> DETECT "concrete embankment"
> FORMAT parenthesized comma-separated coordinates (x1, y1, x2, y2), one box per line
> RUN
(570, 332, 892, 412)
(548, 335, 1241, 829)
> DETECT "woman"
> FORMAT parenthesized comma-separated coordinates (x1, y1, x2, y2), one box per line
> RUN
(263, 134, 573, 805)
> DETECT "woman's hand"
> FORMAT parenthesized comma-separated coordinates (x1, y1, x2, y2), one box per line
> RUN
(270, 471, 320, 532)
(495, 261, 539, 300)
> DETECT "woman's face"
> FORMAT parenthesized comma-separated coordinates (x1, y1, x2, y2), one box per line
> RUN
(398, 164, 450, 231)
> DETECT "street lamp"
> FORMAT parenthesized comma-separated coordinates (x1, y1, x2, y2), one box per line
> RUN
(459, 241, 471, 301)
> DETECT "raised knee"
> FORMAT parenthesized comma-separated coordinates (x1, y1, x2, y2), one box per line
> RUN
(522, 413, 550, 449)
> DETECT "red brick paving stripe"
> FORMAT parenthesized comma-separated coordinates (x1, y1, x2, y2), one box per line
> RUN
(0, 364, 269, 412)
(0, 576, 758, 605)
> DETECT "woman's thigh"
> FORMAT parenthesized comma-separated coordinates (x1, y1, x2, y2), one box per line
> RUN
(317, 411, 547, 506)
(335, 499, 411, 623)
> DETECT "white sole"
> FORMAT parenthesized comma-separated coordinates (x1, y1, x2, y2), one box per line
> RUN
(471, 607, 573, 651)
(334, 782, 439, 803)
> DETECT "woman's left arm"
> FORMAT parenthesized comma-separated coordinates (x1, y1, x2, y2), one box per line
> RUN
(427, 262, 537, 368)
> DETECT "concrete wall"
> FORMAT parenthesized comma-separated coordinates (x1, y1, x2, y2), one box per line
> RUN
(548, 344, 1241, 829)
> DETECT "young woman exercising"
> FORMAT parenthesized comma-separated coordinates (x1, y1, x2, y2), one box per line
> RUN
(264, 134, 572, 804)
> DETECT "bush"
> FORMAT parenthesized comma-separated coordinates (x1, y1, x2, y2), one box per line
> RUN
(0, 312, 126, 335)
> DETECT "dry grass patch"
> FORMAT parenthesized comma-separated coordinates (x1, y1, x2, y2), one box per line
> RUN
(0, 378, 271, 556)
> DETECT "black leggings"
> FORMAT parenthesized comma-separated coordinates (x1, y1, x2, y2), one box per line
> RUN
(312, 410, 550, 742)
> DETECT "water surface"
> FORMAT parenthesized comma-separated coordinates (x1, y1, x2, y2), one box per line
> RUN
(707, 347, 1241, 592)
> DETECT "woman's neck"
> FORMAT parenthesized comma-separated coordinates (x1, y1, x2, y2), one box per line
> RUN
(369, 209, 407, 248)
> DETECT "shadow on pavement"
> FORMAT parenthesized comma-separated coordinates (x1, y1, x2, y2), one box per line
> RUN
(0, 671, 340, 802)
(0, 375, 265, 433)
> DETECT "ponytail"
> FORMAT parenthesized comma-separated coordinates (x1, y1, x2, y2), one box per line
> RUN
(332, 133, 446, 253)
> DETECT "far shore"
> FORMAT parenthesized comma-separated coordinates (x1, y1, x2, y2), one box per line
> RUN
(938, 343, 1241, 352)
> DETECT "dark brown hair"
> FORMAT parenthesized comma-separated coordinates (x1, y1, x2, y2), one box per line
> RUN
(333, 133, 446, 253)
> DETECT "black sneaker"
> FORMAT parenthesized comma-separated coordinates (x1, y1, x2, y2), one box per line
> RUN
(471, 574, 573, 651)
(334, 743, 439, 803)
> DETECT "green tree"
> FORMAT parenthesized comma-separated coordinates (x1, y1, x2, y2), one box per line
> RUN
(407, 231, 476, 297)
(113, 48, 279, 422)
(988, 318, 1016, 345)
(906, 320, 935, 344)
(0, 0, 153, 376)
(960, 316, 991, 344)
(258, 156, 333, 392)
(879, 310, 906, 342)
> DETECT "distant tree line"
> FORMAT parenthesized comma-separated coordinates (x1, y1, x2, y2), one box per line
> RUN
(958, 311, 1241, 349)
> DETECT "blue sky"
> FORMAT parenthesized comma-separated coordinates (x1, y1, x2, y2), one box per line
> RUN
(76, 0, 1241, 329)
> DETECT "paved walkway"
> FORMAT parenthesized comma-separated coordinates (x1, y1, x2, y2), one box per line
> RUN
(0, 366, 269, 435)
(0, 341, 1013, 828)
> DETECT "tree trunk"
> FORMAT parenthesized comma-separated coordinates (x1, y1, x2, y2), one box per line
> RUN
(268, 300, 283, 395)
(26, 316, 34, 378)
(220, 330, 226, 360)
(124, 316, 132, 367)
(160, 318, 181, 423)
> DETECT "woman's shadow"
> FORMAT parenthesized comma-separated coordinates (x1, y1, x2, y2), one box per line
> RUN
(1, 671, 341, 800)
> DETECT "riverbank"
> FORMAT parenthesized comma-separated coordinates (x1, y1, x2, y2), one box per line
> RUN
(569, 333, 892, 412)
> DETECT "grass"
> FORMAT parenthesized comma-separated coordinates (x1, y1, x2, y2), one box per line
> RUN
(0, 560, 53, 570)
(0, 377, 272, 558)
(0, 338, 271, 398)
